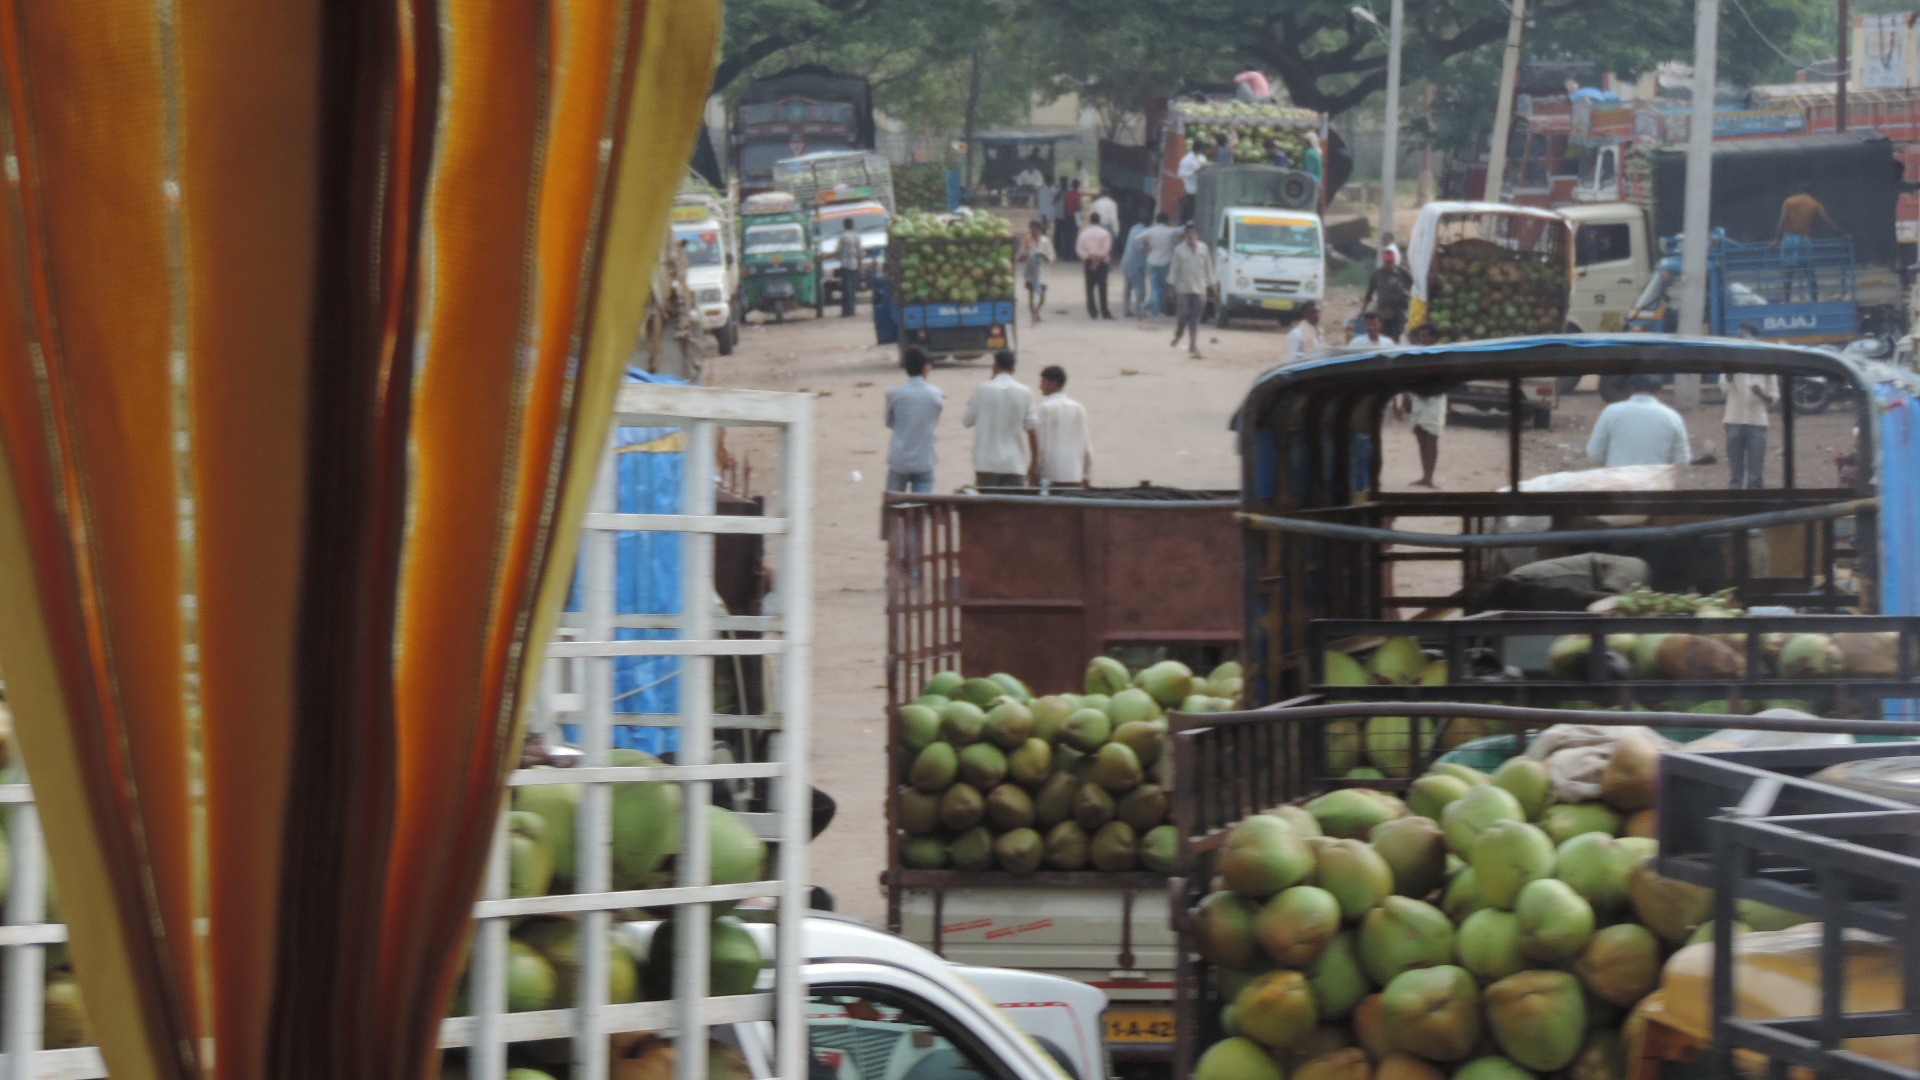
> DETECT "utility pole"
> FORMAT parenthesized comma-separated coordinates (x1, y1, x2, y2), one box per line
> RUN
(1483, 0, 1528, 203)
(1379, 0, 1405, 245)
(1837, 0, 1851, 131)
(1676, 0, 1719, 407)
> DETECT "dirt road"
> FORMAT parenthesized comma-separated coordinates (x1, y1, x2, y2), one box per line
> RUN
(705, 262, 1857, 923)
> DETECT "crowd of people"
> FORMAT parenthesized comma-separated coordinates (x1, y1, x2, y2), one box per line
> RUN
(884, 347, 1092, 495)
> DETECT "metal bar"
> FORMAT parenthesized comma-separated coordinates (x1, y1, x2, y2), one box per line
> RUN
(1710, 821, 1741, 1080)
(4, 793, 45, 1080)
(882, 492, 1239, 510)
(614, 382, 814, 426)
(674, 419, 718, 1080)
(507, 763, 786, 786)
(473, 880, 785, 919)
(1507, 377, 1522, 494)
(572, 436, 618, 1080)
(1236, 498, 1878, 549)
(440, 992, 776, 1046)
(545, 638, 787, 658)
(583, 512, 788, 535)
(776, 394, 815, 1080)
(0, 1048, 104, 1080)
(553, 612, 781, 633)
(470, 810, 509, 1080)
(1168, 701, 1920, 737)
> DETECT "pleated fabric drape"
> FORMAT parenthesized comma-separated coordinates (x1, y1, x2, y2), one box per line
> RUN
(0, 2, 718, 1078)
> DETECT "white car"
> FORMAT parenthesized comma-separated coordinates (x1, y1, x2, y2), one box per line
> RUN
(621, 913, 1107, 1080)
(814, 200, 892, 302)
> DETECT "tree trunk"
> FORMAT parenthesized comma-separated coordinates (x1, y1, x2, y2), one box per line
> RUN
(962, 45, 984, 189)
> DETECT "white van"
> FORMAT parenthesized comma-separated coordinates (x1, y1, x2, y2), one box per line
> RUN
(1210, 208, 1325, 327)
(672, 215, 743, 355)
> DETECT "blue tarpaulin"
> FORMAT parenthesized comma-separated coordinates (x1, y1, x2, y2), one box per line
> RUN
(1876, 378, 1920, 721)
(562, 369, 691, 754)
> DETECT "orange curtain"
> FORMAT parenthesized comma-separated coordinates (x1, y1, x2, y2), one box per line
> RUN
(0, 1, 717, 1078)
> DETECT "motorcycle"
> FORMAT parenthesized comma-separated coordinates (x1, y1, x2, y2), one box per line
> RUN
(1795, 334, 1893, 414)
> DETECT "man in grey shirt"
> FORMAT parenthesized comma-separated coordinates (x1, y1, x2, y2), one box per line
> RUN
(885, 347, 943, 492)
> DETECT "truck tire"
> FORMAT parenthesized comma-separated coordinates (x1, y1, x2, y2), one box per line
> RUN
(714, 321, 736, 356)
(1214, 301, 1231, 329)
(1557, 375, 1582, 394)
(1529, 404, 1553, 430)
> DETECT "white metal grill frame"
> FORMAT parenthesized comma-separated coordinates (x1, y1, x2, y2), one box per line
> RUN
(0, 382, 814, 1080)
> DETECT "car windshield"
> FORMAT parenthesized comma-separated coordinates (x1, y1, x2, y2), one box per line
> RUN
(1234, 219, 1320, 257)
(818, 211, 890, 235)
(744, 224, 806, 253)
(673, 229, 723, 267)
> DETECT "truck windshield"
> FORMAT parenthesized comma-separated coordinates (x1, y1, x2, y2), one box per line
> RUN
(744, 224, 806, 253)
(673, 229, 724, 267)
(1234, 220, 1320, 258)
(817, 211, 890, 235)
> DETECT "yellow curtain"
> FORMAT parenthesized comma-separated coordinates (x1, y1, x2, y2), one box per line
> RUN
(0, 1, 717, 1078)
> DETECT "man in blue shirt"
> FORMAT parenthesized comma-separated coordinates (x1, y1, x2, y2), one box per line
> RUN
(1587, 375, 1692, 468)
(885, 347, 944, 492)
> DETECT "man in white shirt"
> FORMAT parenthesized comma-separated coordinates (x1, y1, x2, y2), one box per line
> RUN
(1724, 327, 1780, 489)
(1350, 310, 1396, 347)
(1141, 213, 1179, 319)
(1283, 302, 1325, 362)
(963, 350, 1040, 487)
(1032, 365, 1092, 487)
(1090, 192, 1120, 243)
(1588, 374, 1692, 467)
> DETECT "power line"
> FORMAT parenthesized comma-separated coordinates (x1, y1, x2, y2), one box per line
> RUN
(1726, 0, 1818, 71)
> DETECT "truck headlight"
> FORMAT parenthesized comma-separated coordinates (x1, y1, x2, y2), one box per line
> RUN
(697, 288, 723, 305)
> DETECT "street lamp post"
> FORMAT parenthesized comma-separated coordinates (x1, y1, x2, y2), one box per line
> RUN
(1354, 3, 1404, 252)
(1483, 0, 1528, 203)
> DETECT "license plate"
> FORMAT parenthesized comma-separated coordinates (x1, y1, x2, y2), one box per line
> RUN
(1260, 299, 1294, 311)
(1103, 1010, 1175, 1043)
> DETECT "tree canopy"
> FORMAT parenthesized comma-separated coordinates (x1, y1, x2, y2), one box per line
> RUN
(718, 0, 1854, 138)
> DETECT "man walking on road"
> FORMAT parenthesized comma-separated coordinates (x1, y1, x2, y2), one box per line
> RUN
(836, 219, 862, 317)
(1362, 249, 1413, 340)
(1588, 374, 1691, 467)
(964, 350, 1039, 488)
(1019, 218, 1052, 323)
(1058, 179, 1082, 261)
(1725, 325, 1779, 489)
(1282, 302, 1324, 362)
(1091, 190, 1120, 246)
(1397, 323, 1445, 486)
(1078, 212, 1115, 319)
(1032, 365, 1092, 488)
(1120, 217, 1150, 317)
(1142, 213, 1178, 318)
(1169, 223, 1216, 358)
(885, 347, 944, 493)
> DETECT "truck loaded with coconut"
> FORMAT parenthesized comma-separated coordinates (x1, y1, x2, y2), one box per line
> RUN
(885, 336, 1920, 1078)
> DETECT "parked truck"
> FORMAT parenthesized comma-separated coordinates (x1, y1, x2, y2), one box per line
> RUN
(885, 211, 1017, 362)
(732, 67, 876, 194)
(1154, 97, 1335, 222)
(884, 337, 1920, 1078)
(1561, 131, 1905, 335)
(1191, 164, 1325, 327)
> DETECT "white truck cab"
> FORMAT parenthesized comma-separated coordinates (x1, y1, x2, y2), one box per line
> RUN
(1211, 208, 1325, 327)
(621, 913, 1107, 1080)
(815, 199, 892, 300)
(671, 214, 743, 355)
(1560, 202, 1653, 334)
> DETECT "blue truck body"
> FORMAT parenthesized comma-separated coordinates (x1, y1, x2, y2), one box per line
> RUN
(1627, 232, 1861, 344)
